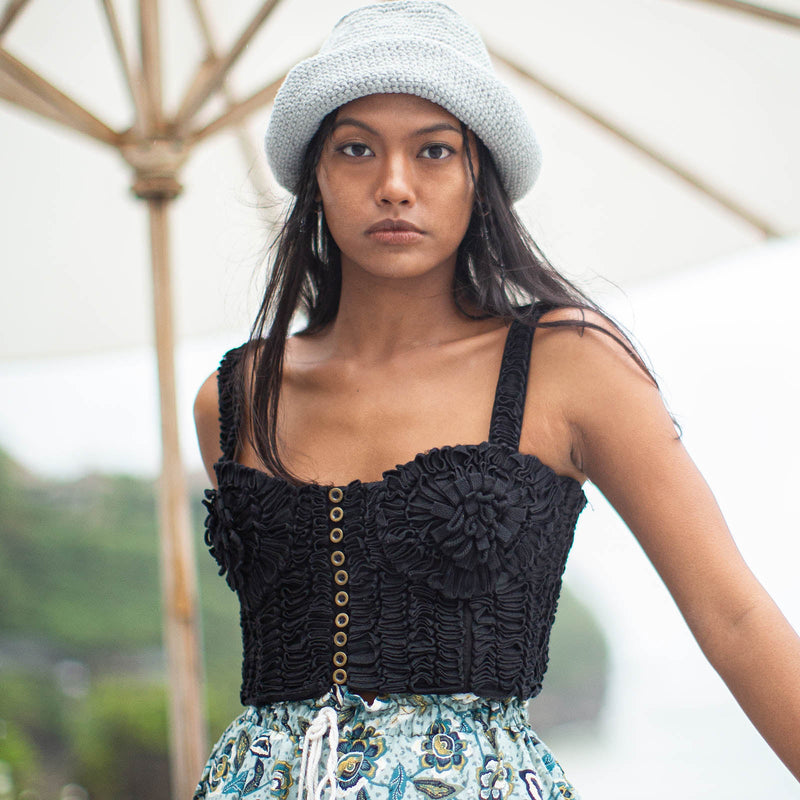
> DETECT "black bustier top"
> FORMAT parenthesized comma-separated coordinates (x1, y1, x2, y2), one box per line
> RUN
(202, 314, 587, 704)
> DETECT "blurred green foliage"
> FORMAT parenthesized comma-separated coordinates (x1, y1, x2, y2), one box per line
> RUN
(0, 448, 241, 797)
(0, 446, 606, 798)
(69, 678, 170, 800)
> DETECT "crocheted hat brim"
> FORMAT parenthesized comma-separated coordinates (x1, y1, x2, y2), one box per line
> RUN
(265, 38, 541, 202)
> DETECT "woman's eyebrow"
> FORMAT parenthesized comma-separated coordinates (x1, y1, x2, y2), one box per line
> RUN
(414, 122, 461, 136)
(331, 119, 461, 137)
(331, 118, 378, 135)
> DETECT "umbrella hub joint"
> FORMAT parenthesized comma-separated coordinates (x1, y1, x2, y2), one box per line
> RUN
(122, 138, 190, 201)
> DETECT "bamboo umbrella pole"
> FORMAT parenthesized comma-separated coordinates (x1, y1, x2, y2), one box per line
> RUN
(139, 0, 163, 132)
(174, 0, 283, 132)
(129, 5, 207, 797)
(489, 47, 782, 238)
(144, 188, 207, 800)
(673, 0, 800, 29)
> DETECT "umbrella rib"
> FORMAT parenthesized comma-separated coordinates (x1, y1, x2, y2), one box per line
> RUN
(670, 0, 800, 29)
(0, 0, 30, 39)
(0, 68, 74, 128)
(187, 0, 215, 44)
(0, 47, 121, 146)
(490, 48, 781, 238)
(173, 0, 283, 130)
(185, 0, 273, 195)
(99, 0, 149, 134)
(188, 72, 286, 144)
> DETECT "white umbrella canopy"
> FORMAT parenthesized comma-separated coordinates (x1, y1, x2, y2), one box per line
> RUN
(1, 0, 799, 360)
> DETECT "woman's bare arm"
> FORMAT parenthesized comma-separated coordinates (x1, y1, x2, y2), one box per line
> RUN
(194, 371, 222, 488)
(537, 309, 800, 781)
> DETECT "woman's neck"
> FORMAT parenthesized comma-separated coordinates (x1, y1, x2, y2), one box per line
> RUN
(322, 266, 477, 361)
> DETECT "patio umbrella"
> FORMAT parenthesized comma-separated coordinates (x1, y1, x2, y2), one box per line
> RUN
(1, 1, 798, 797)
(1, 2, 293, 797)
(3, 0, 799, 357)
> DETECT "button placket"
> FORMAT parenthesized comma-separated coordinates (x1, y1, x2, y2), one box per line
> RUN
(327, 487, 349, 686)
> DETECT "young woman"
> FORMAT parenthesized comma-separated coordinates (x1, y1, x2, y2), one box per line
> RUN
(192, 2, 800, 798)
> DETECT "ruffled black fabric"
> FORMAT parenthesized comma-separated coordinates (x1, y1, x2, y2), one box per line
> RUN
(204, 313, 588, 704)
(204, 464, 296, 611)
(376, 445, 538, 599)
(488, 315, 536, 449)
(216, 345, 245, 461)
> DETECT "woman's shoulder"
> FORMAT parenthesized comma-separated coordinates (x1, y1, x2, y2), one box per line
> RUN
(194, 371, 222, 485)
(193, 343, 250, 419)
(530, 305, 650, 381)
(519, 304, 665, 473)
(193, 342, 253, 484)
(529, 304, 675, 470)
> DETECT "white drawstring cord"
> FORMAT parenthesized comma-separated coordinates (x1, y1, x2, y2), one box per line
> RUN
(297, 706, 340, 800)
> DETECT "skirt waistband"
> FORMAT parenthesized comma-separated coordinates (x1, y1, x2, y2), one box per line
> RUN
(243, 688, 530, 737)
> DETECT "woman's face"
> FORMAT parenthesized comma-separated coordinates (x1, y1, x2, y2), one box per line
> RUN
(315, 93, 477, 283)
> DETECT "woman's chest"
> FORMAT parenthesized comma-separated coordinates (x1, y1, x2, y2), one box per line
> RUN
(210, 444, 585, 606)
(249, 349, 503, 485)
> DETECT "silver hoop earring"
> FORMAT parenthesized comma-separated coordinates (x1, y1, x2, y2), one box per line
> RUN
(312, 203, 329, 264)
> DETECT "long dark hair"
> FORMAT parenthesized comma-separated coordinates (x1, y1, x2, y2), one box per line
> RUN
(239, 110, 654, 483)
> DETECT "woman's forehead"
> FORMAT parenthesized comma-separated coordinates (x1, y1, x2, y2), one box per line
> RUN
(333, 94, 463, 129)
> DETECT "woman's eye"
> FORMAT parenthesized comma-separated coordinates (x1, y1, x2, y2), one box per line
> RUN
(340, 143, 374, 158)
(420, 144, 454, 160)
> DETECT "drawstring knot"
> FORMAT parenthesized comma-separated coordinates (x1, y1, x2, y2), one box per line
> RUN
(297, 705, 340, 800)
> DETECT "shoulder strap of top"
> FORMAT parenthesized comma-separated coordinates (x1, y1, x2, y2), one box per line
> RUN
(488, 310, 539, 449)
(216, 344, 245, 462)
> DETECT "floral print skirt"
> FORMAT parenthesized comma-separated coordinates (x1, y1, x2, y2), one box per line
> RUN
(193, 688, 578, 800)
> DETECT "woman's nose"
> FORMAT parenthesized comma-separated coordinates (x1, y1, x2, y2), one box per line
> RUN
(375, 154, 416, 206)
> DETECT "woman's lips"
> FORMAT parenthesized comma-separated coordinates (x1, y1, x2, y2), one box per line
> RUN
(366, 219, 424, 244)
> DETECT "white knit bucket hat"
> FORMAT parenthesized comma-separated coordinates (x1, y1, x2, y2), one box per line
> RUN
(265, 0, 541, 202)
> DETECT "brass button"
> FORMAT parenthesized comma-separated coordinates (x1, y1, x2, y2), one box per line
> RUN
(329, 527, 343, 544)
(330, 550, 345, 567)
(333, 631, 347, 647)
(328, 487, 344, 503)
(333, 651, 348, 667)
(334, 612, 349, 628)
(335, 591, 349, 607)
(334, 570, 349, 586)
(329, 507, 344, 522)
(332, 668, 347, 685)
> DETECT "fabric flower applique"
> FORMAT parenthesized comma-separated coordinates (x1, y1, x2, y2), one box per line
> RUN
(336, 722, 386, 790)
(376, 447, 540, 598)
(417, 719, 469, 772)
(203, 476, 295, 609)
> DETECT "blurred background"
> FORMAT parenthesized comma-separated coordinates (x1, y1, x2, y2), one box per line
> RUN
(1, 0, 799, 798)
